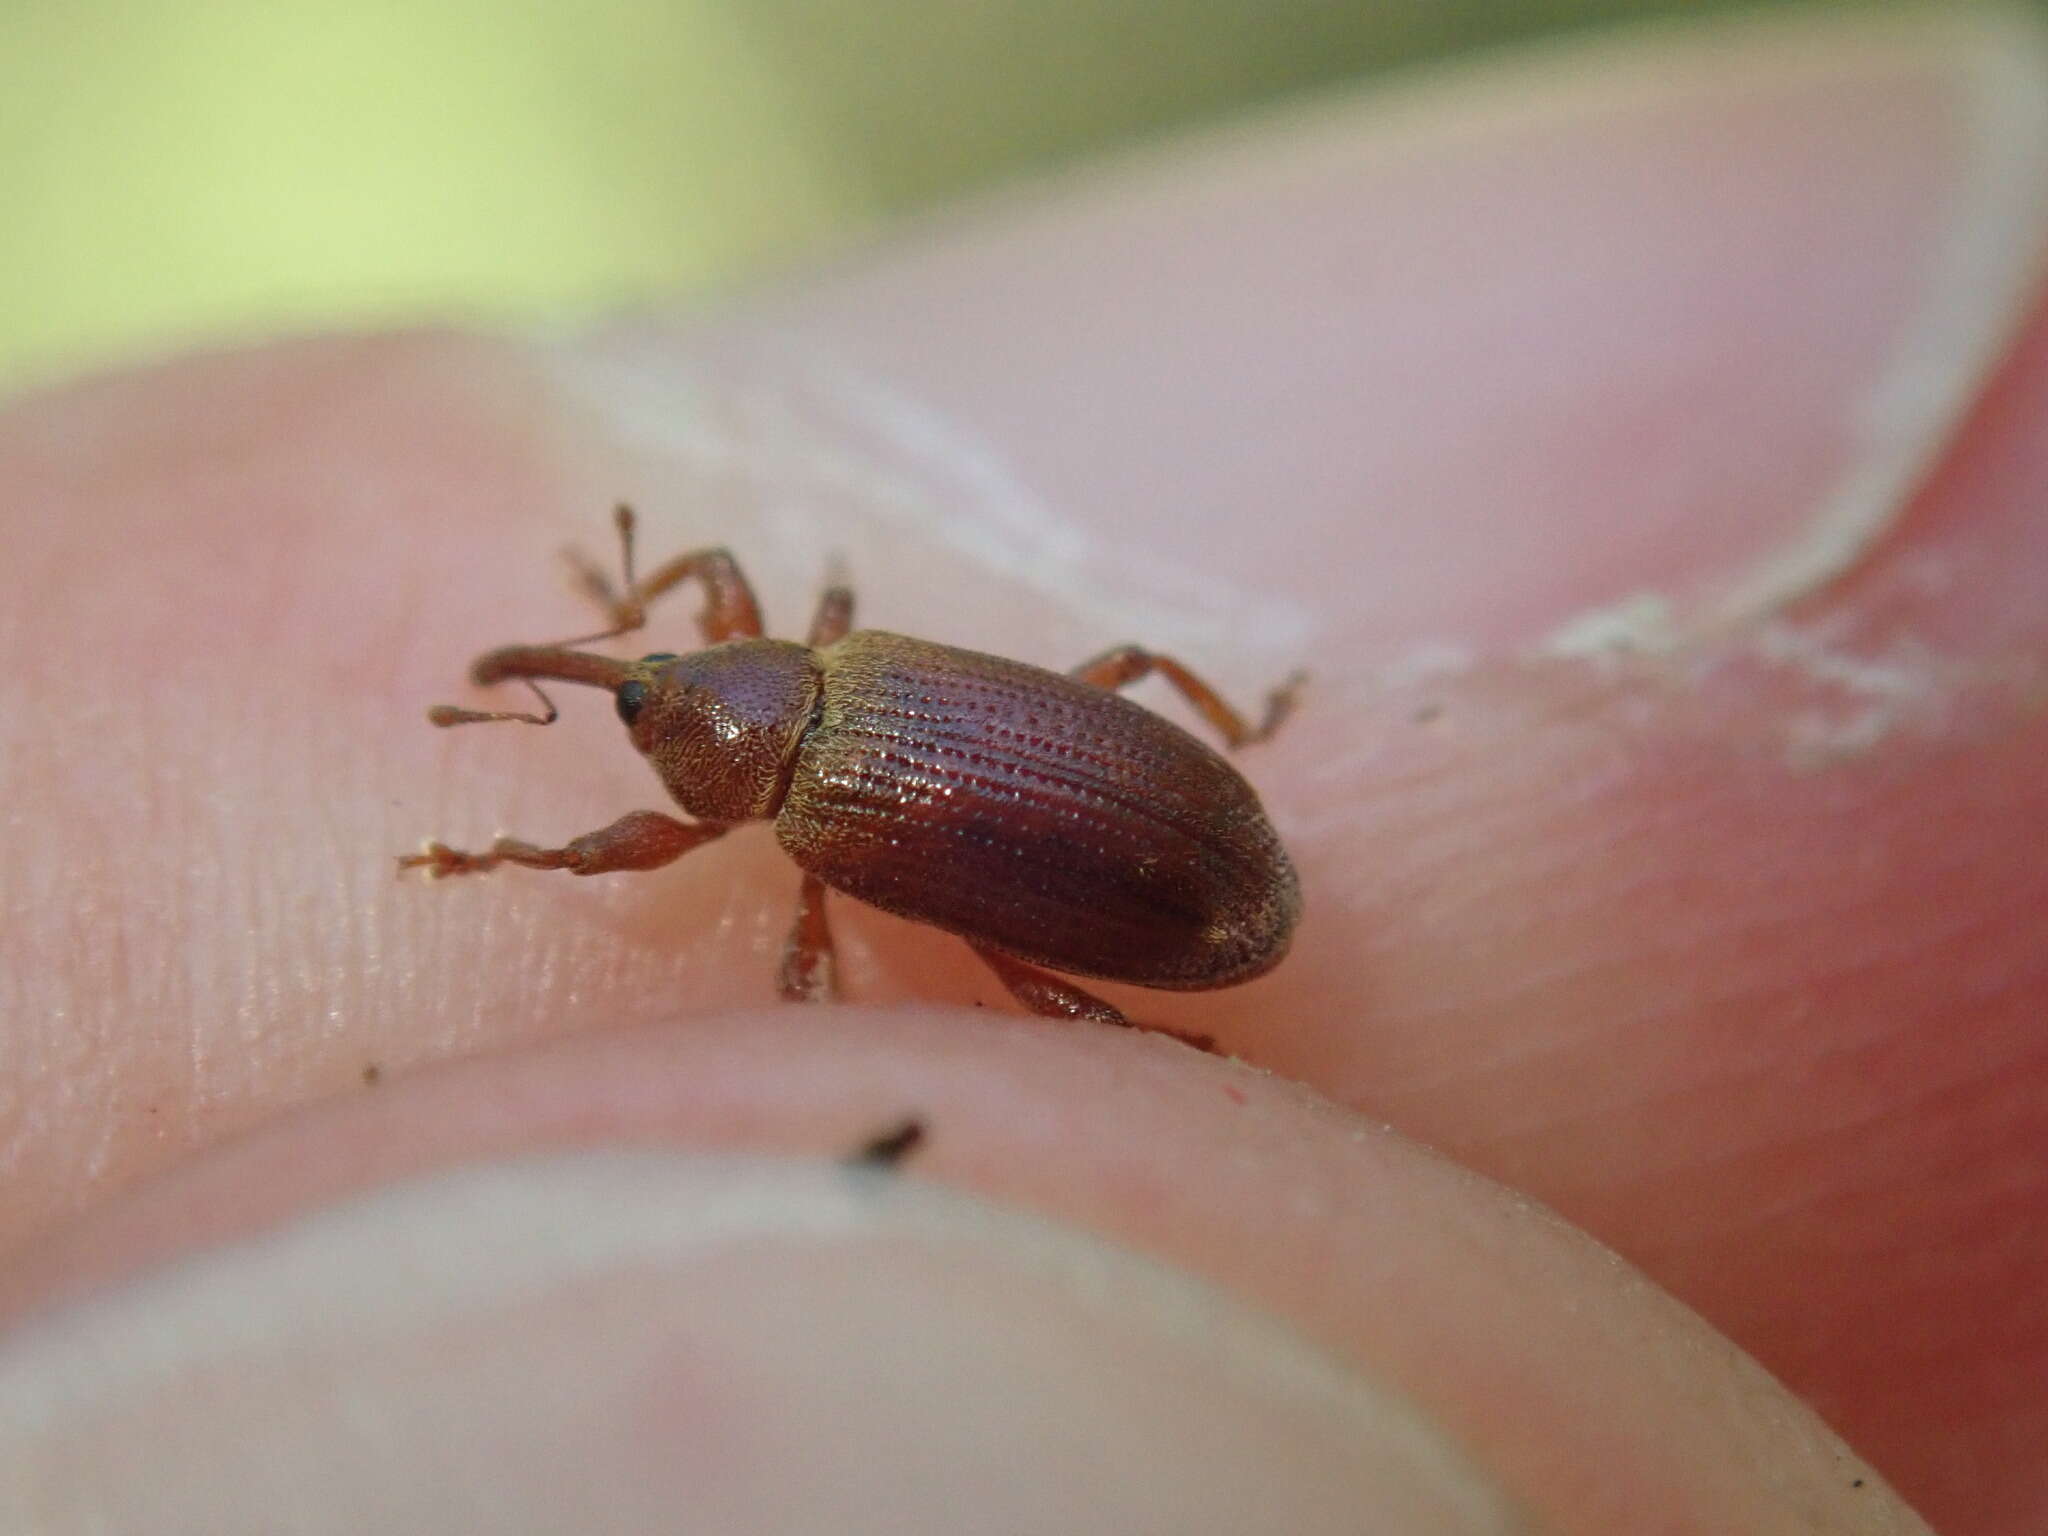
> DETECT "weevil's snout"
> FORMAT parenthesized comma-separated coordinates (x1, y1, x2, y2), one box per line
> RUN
(466, 645, 634, 693)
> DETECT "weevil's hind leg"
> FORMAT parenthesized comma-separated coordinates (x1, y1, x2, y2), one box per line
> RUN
(778, 872, 839, 1002)
(805, 559, 855, 648)
(562, 503, 766, 645)
(399, 810, 730, 879)
(969, 944, 1216, 1053)
(1070, 645, 1303, 750)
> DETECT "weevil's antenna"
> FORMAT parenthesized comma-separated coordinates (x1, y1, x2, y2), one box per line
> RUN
(425, 645, 635, 728)
(427, 679, 558, 728)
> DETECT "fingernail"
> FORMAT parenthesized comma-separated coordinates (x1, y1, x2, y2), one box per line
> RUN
(0, 1154, 1526, 1534)
(552, 9, 2048, 665)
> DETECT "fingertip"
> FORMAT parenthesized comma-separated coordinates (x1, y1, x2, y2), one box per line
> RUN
(0, 1152, 1531, 1535)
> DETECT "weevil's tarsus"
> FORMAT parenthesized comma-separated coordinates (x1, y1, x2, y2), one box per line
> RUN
(558, 503, 640, 646)
(564, 503, 764, 645)
(396, 809, 730, 879)
(846, 1117, 926, 1169)
(778, 870, 839, 1002)
(1262, 669, 1310, 738)
(969, 943, 1218, 1053)
(1072, 645, 1303, 750)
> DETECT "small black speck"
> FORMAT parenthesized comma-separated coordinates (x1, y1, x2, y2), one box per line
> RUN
(1851, 1479, 1865, 1490)
(1411, 702, 1444, 724)
(362, 1063, 383, 1087)
(845, 1117, 925, 1169)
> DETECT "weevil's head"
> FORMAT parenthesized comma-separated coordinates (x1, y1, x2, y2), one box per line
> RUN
(618, 639, 822, 822)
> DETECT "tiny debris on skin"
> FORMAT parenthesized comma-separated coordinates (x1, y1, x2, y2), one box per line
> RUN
(844, 1117, 928, 1170)
(399, 504, 1303, 1049)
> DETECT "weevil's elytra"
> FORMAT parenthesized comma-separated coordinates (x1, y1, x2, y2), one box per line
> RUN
(781, 635, 1295, 990)
(400, 505, 1302, 1049)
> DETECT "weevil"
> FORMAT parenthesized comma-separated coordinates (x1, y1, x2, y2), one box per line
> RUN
(400, 507, 1302, 1049)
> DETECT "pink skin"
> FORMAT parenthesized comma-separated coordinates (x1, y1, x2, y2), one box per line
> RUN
(2, 14, 2045, 1533)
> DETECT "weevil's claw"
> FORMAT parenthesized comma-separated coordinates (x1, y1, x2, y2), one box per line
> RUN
(777, 946, 838, 1004)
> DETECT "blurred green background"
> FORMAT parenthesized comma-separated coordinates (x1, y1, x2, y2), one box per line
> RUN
(1, 0, 1918, 390)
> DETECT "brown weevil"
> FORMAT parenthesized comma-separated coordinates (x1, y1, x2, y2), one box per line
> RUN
(400, 507, 1302, 1049)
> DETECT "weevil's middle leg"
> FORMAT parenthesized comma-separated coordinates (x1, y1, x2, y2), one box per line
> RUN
(805, 560, 855, 649)
(399, 810, 730, 879)
(969, 944, 1217, 1053)
(778, 871, 839, 1002)
(563, 504, 766, 644)
(1070, 645, 1303, 750)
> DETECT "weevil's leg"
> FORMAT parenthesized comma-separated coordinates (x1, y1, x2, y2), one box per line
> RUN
(805, 559, 855, 648)
(399, 810, 730, 879)
(563, 503, 765, 644)
(968, 943, 1217, 1053)
(1070, 646, 1303, 750)
(777, 871, 839, 1002)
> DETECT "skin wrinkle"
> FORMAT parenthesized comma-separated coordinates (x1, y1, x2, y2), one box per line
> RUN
(558, 337, 2029, 782)
(549, 333, 1317, 665)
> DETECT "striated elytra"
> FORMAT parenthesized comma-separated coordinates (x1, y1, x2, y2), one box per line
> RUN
(401, 507, 1302, 1049)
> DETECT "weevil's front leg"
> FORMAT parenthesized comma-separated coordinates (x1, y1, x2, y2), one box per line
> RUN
(777, 871, 838, 1002)
(400, 810, 730, 879)
(564, 504, 765, 644)
(969, 944, 1217, 1053)
(1070, 645, 1303, 750)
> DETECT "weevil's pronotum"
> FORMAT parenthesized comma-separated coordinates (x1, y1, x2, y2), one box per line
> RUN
(400, 507, 1302, 1048)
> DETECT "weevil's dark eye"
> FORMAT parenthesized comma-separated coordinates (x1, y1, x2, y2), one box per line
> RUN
(640, 652, 678, 665)
(615, 679, 650, 727)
